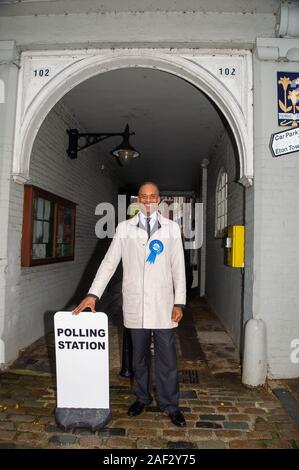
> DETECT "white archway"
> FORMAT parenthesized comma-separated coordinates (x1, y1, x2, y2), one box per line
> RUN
(12, 49, 253, 186)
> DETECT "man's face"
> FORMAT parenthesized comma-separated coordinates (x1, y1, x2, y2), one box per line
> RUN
(138, 184, 160, 215)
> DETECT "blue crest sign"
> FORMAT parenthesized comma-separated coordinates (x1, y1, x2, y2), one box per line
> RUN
(277, 72, 299, 128)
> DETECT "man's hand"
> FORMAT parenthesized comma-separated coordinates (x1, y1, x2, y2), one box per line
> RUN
(72, 296, 96, 315)
(172, 306, 183, 323)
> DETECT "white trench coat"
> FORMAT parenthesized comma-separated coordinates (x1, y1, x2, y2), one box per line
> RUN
(88, 212, 186, 329)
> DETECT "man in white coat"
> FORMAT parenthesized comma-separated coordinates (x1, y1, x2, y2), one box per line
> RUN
(73, 182, 186, 427)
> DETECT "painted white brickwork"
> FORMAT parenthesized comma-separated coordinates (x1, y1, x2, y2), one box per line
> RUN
(253, 57, 299, 378)
(0, 41, 19, 368)
(4, 102, 118, 364)
(0, 2, 276, 50)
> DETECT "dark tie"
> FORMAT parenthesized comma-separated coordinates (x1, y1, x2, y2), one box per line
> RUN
(146, 217, 151, 239)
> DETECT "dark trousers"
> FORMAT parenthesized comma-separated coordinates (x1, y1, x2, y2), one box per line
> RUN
(130, 328, 180, 414)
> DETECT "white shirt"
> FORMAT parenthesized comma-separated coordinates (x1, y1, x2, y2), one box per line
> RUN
(138, 210, 158, 231)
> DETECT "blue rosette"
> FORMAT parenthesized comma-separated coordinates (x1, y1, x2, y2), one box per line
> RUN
(146, 239, 164, 264)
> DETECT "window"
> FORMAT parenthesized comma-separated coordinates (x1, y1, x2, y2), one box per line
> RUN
(21, 185, 76, 267)
(215, 168, 228, 237)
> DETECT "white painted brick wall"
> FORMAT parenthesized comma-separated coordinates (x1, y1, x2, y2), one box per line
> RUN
(253, 57, 299, 378)
(205, 129, 244, 349)
(4, 101, 118, 364)
(0, 41, 19, 367)
(0, 6, 276, 50)
(243, 185, 254, 326)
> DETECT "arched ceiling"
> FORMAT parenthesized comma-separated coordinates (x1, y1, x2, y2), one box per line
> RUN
(62, 67, 225, 192)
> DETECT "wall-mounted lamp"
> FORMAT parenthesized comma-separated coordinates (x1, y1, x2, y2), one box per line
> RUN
(66, 123, 140, 166)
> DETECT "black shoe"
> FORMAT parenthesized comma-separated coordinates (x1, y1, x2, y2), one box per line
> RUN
(169, 410, 186, 427)
(119, 368, 133, 378)
(127, 401, 147, 417)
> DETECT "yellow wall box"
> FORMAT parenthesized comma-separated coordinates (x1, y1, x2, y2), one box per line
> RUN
(226, 225, 245, 268)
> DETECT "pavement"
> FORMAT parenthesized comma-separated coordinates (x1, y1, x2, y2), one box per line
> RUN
(0, 291, 299, 449)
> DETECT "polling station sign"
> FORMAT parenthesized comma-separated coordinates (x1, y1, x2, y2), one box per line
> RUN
(270, 127, 299, 157)
(54, 311, 109, 409)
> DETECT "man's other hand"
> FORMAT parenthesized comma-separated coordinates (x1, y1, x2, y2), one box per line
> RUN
(72, 296, 96, 315)
(172, 306, 183, 323)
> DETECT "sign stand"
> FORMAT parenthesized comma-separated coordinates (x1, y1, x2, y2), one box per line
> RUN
(54, 311, 111, 431)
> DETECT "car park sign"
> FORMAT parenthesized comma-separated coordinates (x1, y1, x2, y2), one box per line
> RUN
(270, 128, 299, 157)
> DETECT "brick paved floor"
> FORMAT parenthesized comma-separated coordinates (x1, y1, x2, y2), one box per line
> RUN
(0, 293, 298, 449)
